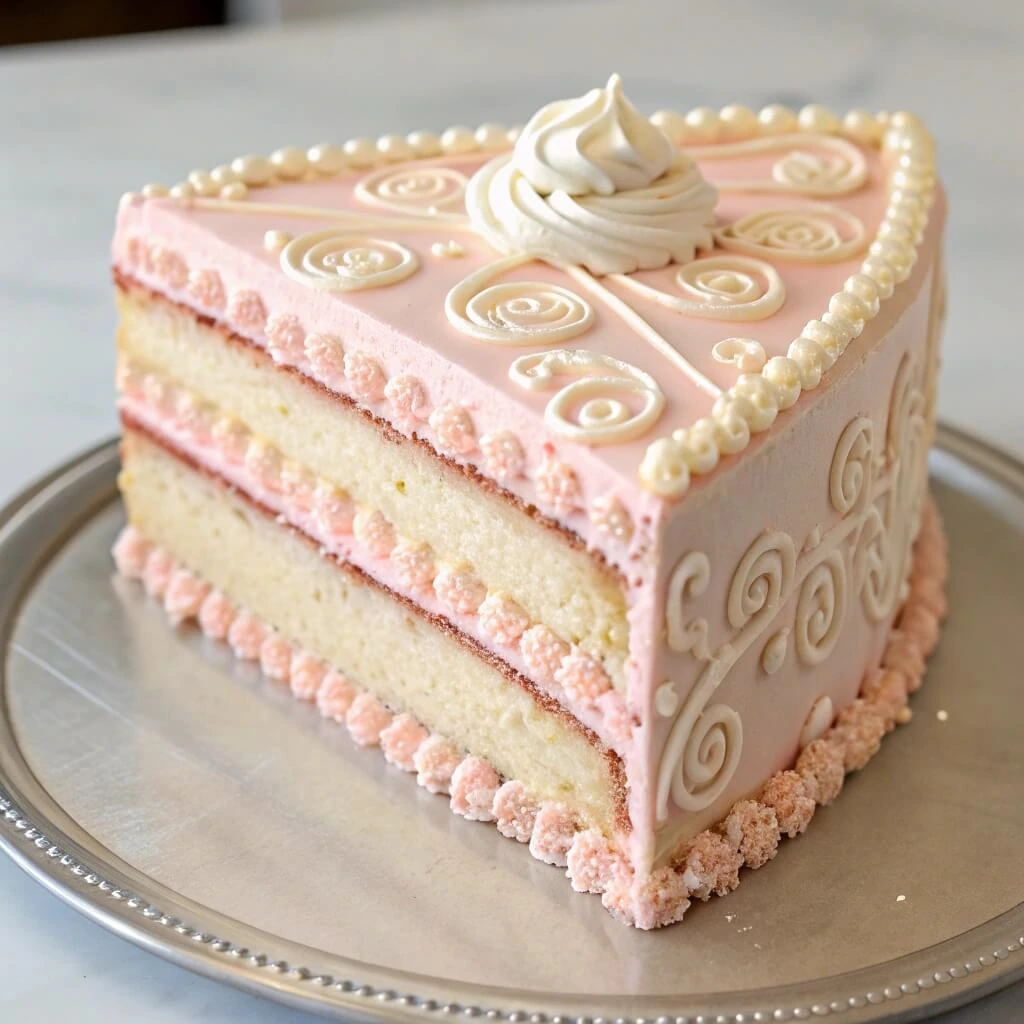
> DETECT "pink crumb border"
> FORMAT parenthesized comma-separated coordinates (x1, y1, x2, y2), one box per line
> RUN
(111, 495, 947, 929)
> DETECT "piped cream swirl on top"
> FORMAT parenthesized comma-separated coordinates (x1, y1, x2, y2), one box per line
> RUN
(468, 74, 718, 275)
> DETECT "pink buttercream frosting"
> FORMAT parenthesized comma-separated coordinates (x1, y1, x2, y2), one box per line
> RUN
(164, 568, 210, 625)
(344, 351, 387, 403)
(289, 651, 327, 702)
(681, 830, 743, 900)
(519, 625, 569, 686)
(266, 313, 306, 365)
(566, 829, 625, 894)
(174, 392, 213, 443)
(384, 375, 429, 425)
(413, 735, 461, 795)
(227, 611, 268, 660)
(142, 548, 176, 599)
(528, 803, 577, 867)
(211, 416, 250, 464)
(390, 541, 436, 592)
(312, 481, 355, 536)
(535, 454, 582, 515)
(187, 268, 225, 310)
(112, 525, 151, 578)
(429, 403, 477, 456)
(227, 289, 266, 332)
(244, 438, 283, 492)
(492, 780, 540, 842)
(477, 593, 530, 647)
(450, 756, 501, 821)
(304, 332, 345, 386)
(346, 692, 393, 746)
(832, 699, 887, 771)
(723, 799, 779, 869)
(796, 738, 846, 805)
(259, 633, 294, 681)
(555, 650, 611, 706)
(352, 509, 396, 559)
(603, 866, 690, 931)
(759, 771, 815, 838)
(380, 713, 429, 771)
(197, 590, 237, 640)
(433, 565, 486, 617)
(316, 670, 357, 722)
(479, 431, 525, 482)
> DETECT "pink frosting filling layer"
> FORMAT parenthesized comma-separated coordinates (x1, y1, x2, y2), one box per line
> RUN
(118, 384, 631, 751)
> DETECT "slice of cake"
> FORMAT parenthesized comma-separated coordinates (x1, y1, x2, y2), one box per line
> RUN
(111, 76, 947, 928)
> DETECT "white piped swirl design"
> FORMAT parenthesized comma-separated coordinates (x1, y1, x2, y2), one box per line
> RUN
(615, 254, 784, 321)
(687, 134, 868, 198)
(280, 232, 417, 291)
(508, 349, 665, 445)
(444, 255, 594, 345)
(466, 75, 718, 275)
(715, 206, 867, 263)
(355, 166, 468, 221)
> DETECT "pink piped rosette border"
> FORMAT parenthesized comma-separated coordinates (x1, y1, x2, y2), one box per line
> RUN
(112, 497, 947, 929)
(119, 247, 625, 542)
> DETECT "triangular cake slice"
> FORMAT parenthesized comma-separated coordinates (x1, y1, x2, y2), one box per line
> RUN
(111, 76, 947, 928)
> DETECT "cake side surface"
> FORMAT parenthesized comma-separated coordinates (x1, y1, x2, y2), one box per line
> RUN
(643, 206, 944, 865)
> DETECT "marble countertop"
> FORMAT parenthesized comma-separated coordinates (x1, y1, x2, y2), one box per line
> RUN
(0, 1, 1020, 1020)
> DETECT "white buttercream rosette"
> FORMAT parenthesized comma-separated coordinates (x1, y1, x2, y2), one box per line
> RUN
(467, 74, 718, 275)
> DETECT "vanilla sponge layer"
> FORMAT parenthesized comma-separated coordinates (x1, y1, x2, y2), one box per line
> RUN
(116, 283, 628, 685)
(120, 428, 624, 833)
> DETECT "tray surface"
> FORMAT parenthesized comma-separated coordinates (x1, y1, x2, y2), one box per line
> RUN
(0, 425, 1022, 1023)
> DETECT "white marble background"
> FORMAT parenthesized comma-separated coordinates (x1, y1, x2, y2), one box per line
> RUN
(0, 1, 1020, 1020)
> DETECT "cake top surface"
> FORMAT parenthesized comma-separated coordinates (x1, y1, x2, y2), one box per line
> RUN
(113, 77, 936, 551)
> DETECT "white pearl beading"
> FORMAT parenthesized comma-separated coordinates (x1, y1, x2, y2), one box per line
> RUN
(133, 104, 936, 504)
(639, 108, 936, 498)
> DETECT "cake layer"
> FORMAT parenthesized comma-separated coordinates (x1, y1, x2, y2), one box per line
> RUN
(119, 426, 627, 834)
(116, 279, 630, 686)
(116, 374, 630, 749)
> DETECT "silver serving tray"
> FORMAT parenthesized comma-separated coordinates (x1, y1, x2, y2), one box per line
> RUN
(0, 425, 1021, 1024)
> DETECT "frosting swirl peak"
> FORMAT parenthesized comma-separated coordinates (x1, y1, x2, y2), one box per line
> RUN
(468, 75, 718, 275)
(515, 73, 674, 197)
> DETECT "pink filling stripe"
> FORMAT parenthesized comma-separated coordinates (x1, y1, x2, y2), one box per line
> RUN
(117, 386, 633, 751)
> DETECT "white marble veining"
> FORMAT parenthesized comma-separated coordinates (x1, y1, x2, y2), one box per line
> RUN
(0, 1, 1020, 1020)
